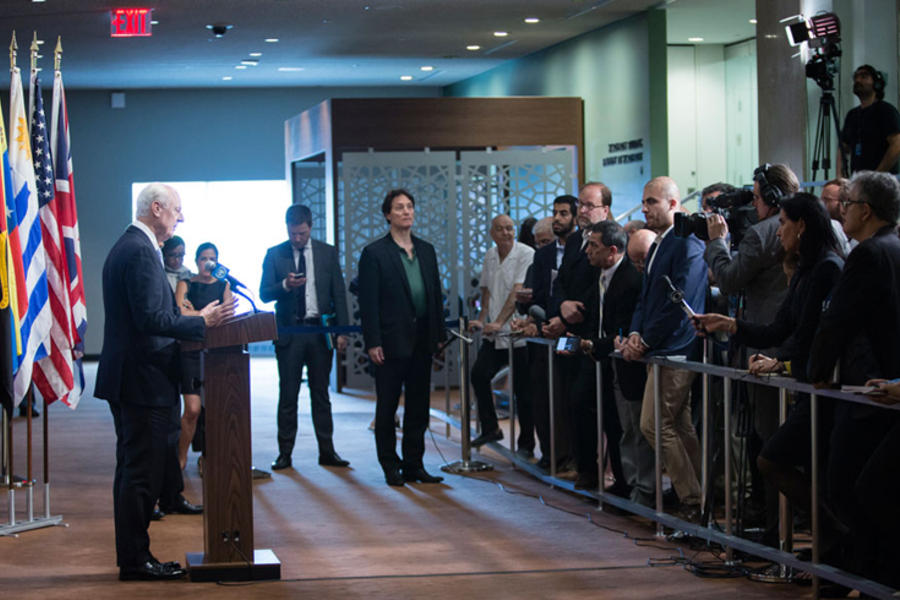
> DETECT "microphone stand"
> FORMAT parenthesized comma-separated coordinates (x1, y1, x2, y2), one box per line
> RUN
(232, 287, 260, 313)
(442, 318, 494, 474)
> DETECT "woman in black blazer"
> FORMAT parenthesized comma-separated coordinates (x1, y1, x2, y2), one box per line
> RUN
(358, 189, 446, 486)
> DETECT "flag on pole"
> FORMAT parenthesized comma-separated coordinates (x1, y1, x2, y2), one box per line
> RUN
(9, 66, 50, 405)
(30, 73, 74, 406)
(0, 98, 17, 415)
(50, 67, 85, 407)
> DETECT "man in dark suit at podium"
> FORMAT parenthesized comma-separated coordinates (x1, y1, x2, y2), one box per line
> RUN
(95, 183, 233, 581)
(261, 204, 350, 471)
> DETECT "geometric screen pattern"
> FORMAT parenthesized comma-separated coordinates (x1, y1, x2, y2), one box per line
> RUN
(338, 148, 576, 389)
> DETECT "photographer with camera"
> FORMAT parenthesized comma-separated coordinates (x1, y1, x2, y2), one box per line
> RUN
(701, 163, 799, 537)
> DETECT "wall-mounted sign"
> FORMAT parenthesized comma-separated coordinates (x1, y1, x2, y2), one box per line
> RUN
(110, 8, 152, 38)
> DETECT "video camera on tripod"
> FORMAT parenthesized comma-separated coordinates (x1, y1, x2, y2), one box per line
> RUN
(784, 11, 845, 178)
(673, 187, 758, 246)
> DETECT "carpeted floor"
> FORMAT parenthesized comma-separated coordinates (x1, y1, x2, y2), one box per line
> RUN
(0, 358, 808, 599)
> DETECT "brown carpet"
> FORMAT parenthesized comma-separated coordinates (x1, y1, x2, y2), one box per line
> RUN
(0, 358, 807, 599)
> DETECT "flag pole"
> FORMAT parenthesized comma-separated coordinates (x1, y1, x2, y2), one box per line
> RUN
(4, 31, 16, 530)
(54, 37, 61, 72)
(9, 31, 16, 73)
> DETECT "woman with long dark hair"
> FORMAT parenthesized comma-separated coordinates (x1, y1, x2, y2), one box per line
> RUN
(693, 192, 844, 546)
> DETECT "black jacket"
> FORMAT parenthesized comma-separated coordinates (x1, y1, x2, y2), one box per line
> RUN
(95, 225, 205, 407)
(358, 233, 445, 359)
(809, 227, 900, 385)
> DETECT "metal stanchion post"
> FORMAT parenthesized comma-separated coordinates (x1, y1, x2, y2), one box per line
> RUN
(548, 343, 557, 479)
(6, 406, 14, 527)
(653, 363, 663, 538)
(508, 342, 516, 454)
(701, 338, 709, 520)
(810, 392, 820, 599)
(723, 376, 734, 564)
(596, 360, 604, 510)
(444, 350, 451, 439)
(442, 319, 492, 474)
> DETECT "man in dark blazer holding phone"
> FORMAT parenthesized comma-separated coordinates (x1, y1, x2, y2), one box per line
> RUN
(95, 183, 233, 581)
(358, 189, 446, 486)
(260, 204, 350, 471)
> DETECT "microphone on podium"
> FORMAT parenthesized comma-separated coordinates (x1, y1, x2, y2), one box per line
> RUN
(205, 261, 247, 290)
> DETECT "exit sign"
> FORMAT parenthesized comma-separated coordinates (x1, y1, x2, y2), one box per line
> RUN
(110, 8, 152, 37)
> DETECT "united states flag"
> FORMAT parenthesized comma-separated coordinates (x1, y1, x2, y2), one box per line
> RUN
(50, 68, 85, 407)
(31, 73, 74, 405)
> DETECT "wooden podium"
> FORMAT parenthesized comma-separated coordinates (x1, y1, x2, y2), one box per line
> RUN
(184, 311, 281, 582)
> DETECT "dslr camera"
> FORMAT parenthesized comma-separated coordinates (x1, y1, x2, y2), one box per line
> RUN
(673, 189, 758, 246)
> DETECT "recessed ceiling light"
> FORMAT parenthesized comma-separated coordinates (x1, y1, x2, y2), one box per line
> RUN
(688, 37, 704, 42)
(35, 39, 44, 45)
(235, 65, 247, 70)
(466, 45, 481, 51)
(524, 17, 540, 24)
(150, 20, 159, 25)
(241, 59, 259, 66)
(420, 65, 434, 71)
(493, 31, 508, 37)
(764, 34, 778, 39)
(249, 52, 262, 57)
(265, 38, 279, 43)
(400, 75, 413, 81)
(749, 19, 758, 24)
(222, 76, 233, 81)
(278, 67, 304, 72)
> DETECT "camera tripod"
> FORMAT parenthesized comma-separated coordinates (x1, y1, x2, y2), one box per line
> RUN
(810, 90, 845, 181)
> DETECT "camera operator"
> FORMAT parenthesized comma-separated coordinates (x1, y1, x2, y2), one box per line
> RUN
(703, 163, 799, 534)
(838, 65, 900, 177)
(700, 182, 736, 214)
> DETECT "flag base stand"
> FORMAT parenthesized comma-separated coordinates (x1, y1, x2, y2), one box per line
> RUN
(441, 460, 494, 474)
(0, 515, 65, 537)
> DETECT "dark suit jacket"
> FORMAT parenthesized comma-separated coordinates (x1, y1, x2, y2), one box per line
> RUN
(809, 226, 900, 385)
(529, 241, 558, 313)
(576, 256, 647, 402)
(358, 233, 445, 360)
(551, 230, 596, 318)
(259, 239, 349, 345)
(94, 225, 206, 407)
(629, 231, 707, 356)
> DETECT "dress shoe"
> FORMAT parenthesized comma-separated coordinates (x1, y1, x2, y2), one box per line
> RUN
(402, 467, 444, 484)
(515, 447, 535, 461)
(271, 454, 292, 470)
(471, 428, 503, 448)
(119, 559, 186, 581)
(159, 495, 203, 515)
(384, 467, 405, 487)
(536, 456, 551, 470)
(150, 506, 164, 521)
(318, 451, 350, 467)
(604, 482, 633, 499)
(574, 473, 599, 490)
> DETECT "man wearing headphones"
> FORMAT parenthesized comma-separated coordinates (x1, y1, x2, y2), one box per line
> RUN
(704, 164, 799, 542)
(839, 64, 900, 176)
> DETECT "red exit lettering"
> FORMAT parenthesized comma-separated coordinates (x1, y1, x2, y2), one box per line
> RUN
(110, 8, 153, 38)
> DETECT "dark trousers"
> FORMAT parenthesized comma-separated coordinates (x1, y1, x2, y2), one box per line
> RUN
(530, 345, 570, 464)
(471, 340, 533, 447)
(571, 355, 624, 482)
(275, 332, 335, 456)
(374, 323, 432, 470)
(109, 400, 171, 567)
(158, 400, 184, 508)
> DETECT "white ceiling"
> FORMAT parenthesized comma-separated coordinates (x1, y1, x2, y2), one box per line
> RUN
(0, 0, 757, 89)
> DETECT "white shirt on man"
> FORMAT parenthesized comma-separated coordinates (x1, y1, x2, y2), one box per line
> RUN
(282, 241, 319, 319)
(479, 240, 534, 349)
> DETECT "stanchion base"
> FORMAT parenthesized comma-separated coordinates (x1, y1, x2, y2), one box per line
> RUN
(0, 515, 64, 536)
(441, 460, 494, 474)
(251, 467, 271, 480)
(186, 548, 281, 582)
(749, 565, 795, 583)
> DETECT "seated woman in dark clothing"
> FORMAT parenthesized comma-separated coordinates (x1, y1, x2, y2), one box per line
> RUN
(174, 242, 232, 470)
(693, 193, 844, 539)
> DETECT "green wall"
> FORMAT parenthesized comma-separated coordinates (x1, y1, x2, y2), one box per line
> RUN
(446, 10, 668, 219)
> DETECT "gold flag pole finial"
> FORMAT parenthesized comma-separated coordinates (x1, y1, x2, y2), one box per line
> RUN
(10, 31, 17, 72)
(54, 36, 62, 71)
(30, 31, 39, 75)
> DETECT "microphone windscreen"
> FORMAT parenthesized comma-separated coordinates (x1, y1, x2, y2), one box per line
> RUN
(528, 304, 546, 322)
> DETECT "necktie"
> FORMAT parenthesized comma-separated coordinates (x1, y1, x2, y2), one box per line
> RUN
(296, 246, 306, 321)
(645, 239, 660, 274)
